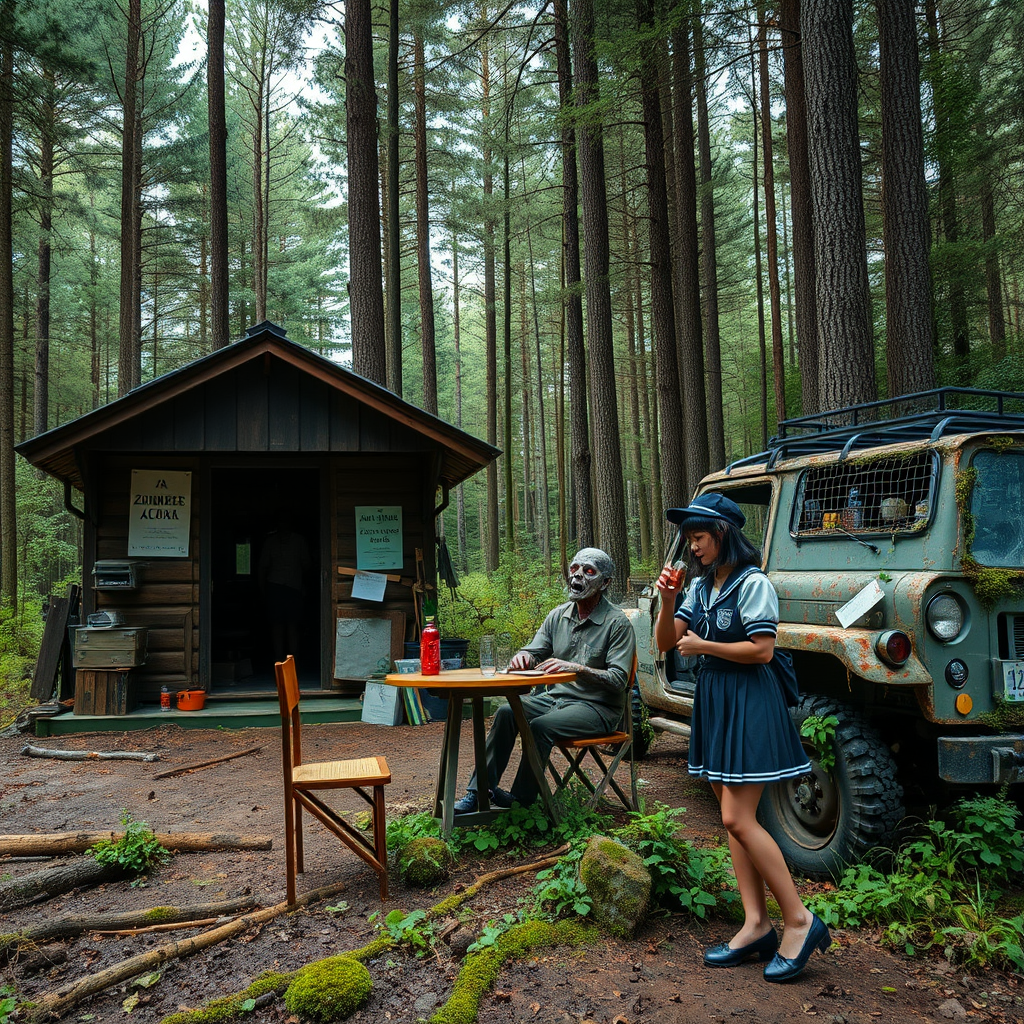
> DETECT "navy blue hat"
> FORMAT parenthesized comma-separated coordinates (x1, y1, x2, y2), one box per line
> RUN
(666, 492, 745, 530)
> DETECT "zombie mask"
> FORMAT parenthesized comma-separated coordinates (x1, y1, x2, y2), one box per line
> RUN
(567, 548, 614, 602)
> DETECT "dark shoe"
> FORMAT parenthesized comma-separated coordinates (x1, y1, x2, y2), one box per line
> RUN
(490, 787, 515, 808)
(763, 915, 831, 982)
(453, 791, 478, 814)
(703, 928, 779, 967)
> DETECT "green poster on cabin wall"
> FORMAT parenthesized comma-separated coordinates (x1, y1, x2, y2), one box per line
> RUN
(355, 506, 403, 570)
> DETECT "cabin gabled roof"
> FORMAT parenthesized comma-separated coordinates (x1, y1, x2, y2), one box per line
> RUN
(16, 322, 499, 490)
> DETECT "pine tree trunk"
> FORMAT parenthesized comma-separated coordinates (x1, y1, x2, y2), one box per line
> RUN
(503, 150, 514, 552)
(414, 31, 437, 414)
(118, 0, 140, 397)
(345, 0, 387, 385)
(386, 0, 402, 394)
(637, 0, 686, 514)
(554, 0, 592, 551)
(452, 236, 468, 572)
(207, 0, 229, 350)
(780, 0, 819, 413)
(750, 37, 768, 450)
(878, 0, 935, 395)
(802, 0, 876, 410)
(0, 15, 15, 610)
(693, 11, 725, 469)
(758, 13, 786, 426)
(981, 177, 1005, 361)
(671, 26, 709, 494)
(526, 221, 552, 566)
(572, 0, 630, 593)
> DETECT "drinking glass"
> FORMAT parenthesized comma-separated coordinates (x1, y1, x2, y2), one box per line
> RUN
(479, 635, 496, 677)
(494, 633, 513, 674)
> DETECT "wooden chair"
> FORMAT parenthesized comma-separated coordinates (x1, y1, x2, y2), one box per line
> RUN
(275, 656, 391, 903)
(545, 654, 639, 812)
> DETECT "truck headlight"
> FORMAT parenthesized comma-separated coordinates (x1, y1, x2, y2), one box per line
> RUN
(926, 593, 964, 642)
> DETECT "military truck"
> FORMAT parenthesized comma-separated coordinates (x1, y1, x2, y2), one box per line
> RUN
(626, 388, 1024, 877)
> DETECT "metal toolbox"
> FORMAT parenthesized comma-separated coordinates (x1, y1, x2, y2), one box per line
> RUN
(71, 626, 148, 668)
(92, 560, 143, 590)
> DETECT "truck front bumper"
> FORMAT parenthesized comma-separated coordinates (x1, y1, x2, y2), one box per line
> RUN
(937, 735, 1024, 784)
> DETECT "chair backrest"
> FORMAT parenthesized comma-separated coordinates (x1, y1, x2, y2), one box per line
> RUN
(275, 655, 302, 769)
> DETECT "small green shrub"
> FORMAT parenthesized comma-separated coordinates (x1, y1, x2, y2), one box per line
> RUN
(386, 810, 444, 854)
(369, 909, 436, 957)
(800, 713, 839, 773)
(1, 984, 17, 1024)
(88, 811, 170, 874)
(532, 846, 592, 919)
(284, 957, 371, 1022)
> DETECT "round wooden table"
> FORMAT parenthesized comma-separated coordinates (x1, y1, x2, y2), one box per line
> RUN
(384, 667, 575, 833)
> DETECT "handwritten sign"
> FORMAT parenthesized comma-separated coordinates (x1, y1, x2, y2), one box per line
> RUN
(128, 470, 191, 557)
(355, 506, 403, 570)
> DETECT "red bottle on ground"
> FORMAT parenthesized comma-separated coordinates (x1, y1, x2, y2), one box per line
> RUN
(420, 618, 441, 675)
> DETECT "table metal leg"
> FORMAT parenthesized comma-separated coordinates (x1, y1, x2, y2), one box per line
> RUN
(507, 694, 561, 823)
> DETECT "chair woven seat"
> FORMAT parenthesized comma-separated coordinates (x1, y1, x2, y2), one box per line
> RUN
(275, 656, 390, 903)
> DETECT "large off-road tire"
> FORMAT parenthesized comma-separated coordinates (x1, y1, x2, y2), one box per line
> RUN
(757, 694, 904, 880)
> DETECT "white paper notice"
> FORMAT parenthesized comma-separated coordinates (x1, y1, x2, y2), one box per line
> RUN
(351, 571, 388, 603)
(836, 578, 885, 629)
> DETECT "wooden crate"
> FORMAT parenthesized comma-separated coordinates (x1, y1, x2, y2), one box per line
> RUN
(74, 670, 137, 716)
(71, 627, 147, 669)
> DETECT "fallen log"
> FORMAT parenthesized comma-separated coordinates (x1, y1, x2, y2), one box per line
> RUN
(0, 896, 259, 962)
(21, 743, 159, 762)
(23, 880, 348, 1023)
(0, 860, 126, 912)
(0, 831, 272, 858)
(150, 745, 263, 780)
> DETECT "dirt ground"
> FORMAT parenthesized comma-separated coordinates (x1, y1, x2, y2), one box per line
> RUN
(1, 717, 1022, 1024)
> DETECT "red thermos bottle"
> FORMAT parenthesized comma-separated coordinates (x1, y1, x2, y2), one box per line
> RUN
(420, 618, 441, 675)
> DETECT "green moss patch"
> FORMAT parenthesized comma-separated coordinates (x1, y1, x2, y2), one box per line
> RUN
(400, 836, 455, 888)
(429, 919, 595, 1024)
(284, 957, 371, 1022)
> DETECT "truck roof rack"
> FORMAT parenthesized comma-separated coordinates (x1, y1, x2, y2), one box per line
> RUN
(725, 388, 1024, 473)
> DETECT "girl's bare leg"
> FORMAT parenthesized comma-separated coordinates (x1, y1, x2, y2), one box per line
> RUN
(717, 782, 813, 959)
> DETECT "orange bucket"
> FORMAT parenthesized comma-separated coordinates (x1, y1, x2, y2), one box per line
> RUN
(176, 689, 207, 711)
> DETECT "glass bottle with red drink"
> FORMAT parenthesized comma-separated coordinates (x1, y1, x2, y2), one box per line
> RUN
(420, 617, 441, 675)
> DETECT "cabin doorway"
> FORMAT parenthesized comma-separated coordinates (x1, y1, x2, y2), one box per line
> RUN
(209, 467, 322, 691)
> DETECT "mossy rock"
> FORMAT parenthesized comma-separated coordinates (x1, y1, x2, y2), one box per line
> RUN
(284, 956, 371, 1022)
(579, 835, 651, 939)
(399, 836, 454, 887)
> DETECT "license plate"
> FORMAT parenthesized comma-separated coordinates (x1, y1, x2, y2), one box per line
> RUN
(1002, 662, 1024, 702)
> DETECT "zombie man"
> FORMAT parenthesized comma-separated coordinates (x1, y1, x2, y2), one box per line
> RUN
(454, 548, 637, 813)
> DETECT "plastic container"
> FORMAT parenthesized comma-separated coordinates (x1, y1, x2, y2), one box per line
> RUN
(404, 639, 468, 666)
(176, 689, 207, 711)
(160, 685, 171, 712)
(420, 619, 441, 676)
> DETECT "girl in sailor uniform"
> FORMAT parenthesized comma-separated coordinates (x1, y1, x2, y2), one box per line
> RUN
(654, 492, 830, 983)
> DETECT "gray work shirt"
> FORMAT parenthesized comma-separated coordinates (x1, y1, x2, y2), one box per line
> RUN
(521, 594, 637, 713)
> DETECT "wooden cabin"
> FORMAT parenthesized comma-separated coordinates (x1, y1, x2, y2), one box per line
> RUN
(16, 322, 498, 704)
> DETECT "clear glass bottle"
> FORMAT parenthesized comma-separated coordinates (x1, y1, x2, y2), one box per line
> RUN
(420, 617, 441, 675)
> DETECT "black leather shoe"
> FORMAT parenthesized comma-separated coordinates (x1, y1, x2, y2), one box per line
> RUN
(763, 915, 831, 982)
(703, 928, 779, 967)
(491, 787, 515, 808)
(453, 791, 478, 814)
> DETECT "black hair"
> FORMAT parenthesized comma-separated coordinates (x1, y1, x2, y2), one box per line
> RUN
(681, 515, 761, 580)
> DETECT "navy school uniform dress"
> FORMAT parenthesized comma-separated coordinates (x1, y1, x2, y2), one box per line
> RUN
(677, 564, 811, 785)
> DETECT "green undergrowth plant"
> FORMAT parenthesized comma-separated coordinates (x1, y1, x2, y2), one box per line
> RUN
(532, 845, 592, 919)
(808, 794, 1024, 971)
(1, 984, 16, 1024)
(612, 803, 738, 918)
(368, 908, 436, 957)
(800, 713, 839, 773)
(88, 811, 170, 875)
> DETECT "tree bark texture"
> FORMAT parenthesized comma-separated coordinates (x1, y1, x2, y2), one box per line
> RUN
(414, 31, 437, 415)
(118, 0, 141, 396)
(345, 0, 387, 385)
(207, 0, 229, 350)
(758, 13, 786, 426)
(801, 0, 876, 411)
(780, 0, 819, 414)
(386, 0, 402, 394)
(0, 15, 15, 609)
(693, 11, 725, 469)
(638, 0, 686, 513)
(554, 0, 593, 550)
(572, 0, 630, 594)
(33, 67, 54, 437)
(0, 831, 271, 857)
(878, 0, 935, 396)
(981, 177, 1005, 360)
(0, 859, 127, 912)
(671, 26, 709, 494)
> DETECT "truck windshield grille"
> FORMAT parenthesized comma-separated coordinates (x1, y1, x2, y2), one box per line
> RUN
(792, 450, 936, 536)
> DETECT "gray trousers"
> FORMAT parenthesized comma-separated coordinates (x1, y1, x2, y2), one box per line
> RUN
(468, 692, 620, 804)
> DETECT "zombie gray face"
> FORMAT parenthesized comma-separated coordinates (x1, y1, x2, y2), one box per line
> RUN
(567, 548, 614, 602)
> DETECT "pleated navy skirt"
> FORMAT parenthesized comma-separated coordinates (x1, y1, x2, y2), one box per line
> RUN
(687, 656, 811, 786)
